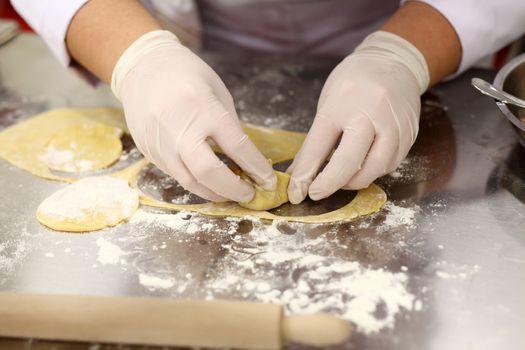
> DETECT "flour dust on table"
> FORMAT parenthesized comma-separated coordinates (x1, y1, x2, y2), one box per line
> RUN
(114, 204, 426, 335)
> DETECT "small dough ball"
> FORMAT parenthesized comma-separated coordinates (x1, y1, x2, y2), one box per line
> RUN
(37, 176, 139, 232)
(41, 123, 123, 173)
(240, 171, 290, 211)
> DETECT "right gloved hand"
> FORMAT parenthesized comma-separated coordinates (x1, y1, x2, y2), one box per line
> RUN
(111, 30, 276, 203)
(287, 31, 429, 204)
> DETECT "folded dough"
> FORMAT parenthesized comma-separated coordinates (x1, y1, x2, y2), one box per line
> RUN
(239, 171, 290, 211)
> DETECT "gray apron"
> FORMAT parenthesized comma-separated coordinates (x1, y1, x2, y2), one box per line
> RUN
(142, 0, 400, 57)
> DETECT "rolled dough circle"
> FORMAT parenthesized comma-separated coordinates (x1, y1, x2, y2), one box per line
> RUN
(41, 123, 123, 173)
(37, 176, 139, 232)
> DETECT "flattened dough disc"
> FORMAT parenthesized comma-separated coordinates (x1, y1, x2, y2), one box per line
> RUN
(37, 177, 139, 232)
(0, 108, 128, 182)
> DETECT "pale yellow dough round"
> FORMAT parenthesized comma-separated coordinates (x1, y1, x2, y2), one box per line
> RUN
(37, 176, 139, 232)
(42, 123, 123, 173)
(0, 108, 130, 182)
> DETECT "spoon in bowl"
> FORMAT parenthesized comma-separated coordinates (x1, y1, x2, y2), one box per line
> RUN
(471, 77, 525, 109)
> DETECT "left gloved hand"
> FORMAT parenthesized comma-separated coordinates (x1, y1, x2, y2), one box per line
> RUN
(287, 31, 430, 203)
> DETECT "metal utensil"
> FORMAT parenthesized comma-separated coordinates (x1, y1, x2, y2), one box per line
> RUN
(493, 53, 525, 144)
(471, 77, 525, 109)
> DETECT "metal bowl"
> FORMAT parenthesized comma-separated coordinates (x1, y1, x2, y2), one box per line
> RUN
(494, 53, 525, 147)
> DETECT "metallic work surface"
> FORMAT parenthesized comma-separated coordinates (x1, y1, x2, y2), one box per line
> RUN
(0, 34, 524, 350)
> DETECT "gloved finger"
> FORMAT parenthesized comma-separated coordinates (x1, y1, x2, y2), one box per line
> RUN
(387, 145, 411, 176)
(392, 109, 418, 170)
(343, 132, 399, 190)
(135, 117, 227, 202)
(210, 104, 277, 191)
(140, 116, 167, 170)
(163, 155, 228, 203)
(287, 115, 340, 204)
(308, 120, 374, 200)
(179, 137, 255, 203)
(211, 77, 238, 120)
(388, 124, 417, 173)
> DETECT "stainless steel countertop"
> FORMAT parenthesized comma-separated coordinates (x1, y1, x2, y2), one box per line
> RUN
(0, 34, 524, 350)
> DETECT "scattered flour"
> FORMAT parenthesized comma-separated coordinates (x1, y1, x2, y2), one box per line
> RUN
(386, 156, 431, 183)
(130, 209, 216, 234)
(389, 170, 402, 179)
(204, 219, 419, 334)
(102, 203, 424, 334)
(172, 193, 191, 204)
(0, 239, 30, 278)
(434, 261, 480, 280)
(96, 237, 125, 265)
(380, 202, 419, 232)
(388, 158, 409, 179)
(39, 145, 94, 173)
(138, 273, 176, 291)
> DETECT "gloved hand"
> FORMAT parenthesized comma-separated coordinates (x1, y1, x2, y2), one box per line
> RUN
(287, 31, 429, 203)
(111, 30, 276, 203)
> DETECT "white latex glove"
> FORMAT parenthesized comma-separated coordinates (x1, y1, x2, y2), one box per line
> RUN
(287, 31, 429, 204)
(112, 30, 276, 203)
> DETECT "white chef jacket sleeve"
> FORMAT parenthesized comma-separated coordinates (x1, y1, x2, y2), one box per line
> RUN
(11, 0, 88, 66)
(411, 0, 525, 73)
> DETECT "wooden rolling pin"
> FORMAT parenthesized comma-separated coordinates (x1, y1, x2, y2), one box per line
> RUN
(0, 293, 351, 349)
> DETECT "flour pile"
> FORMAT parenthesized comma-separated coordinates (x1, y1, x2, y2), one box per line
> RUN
(115, 199, 422, 334)
(380, 202, 419, 231)
(96, 237, 126, 265)
(39, 145, 94, 173)
(204, 219, 417, 334)
(138, 273, 176, 291)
